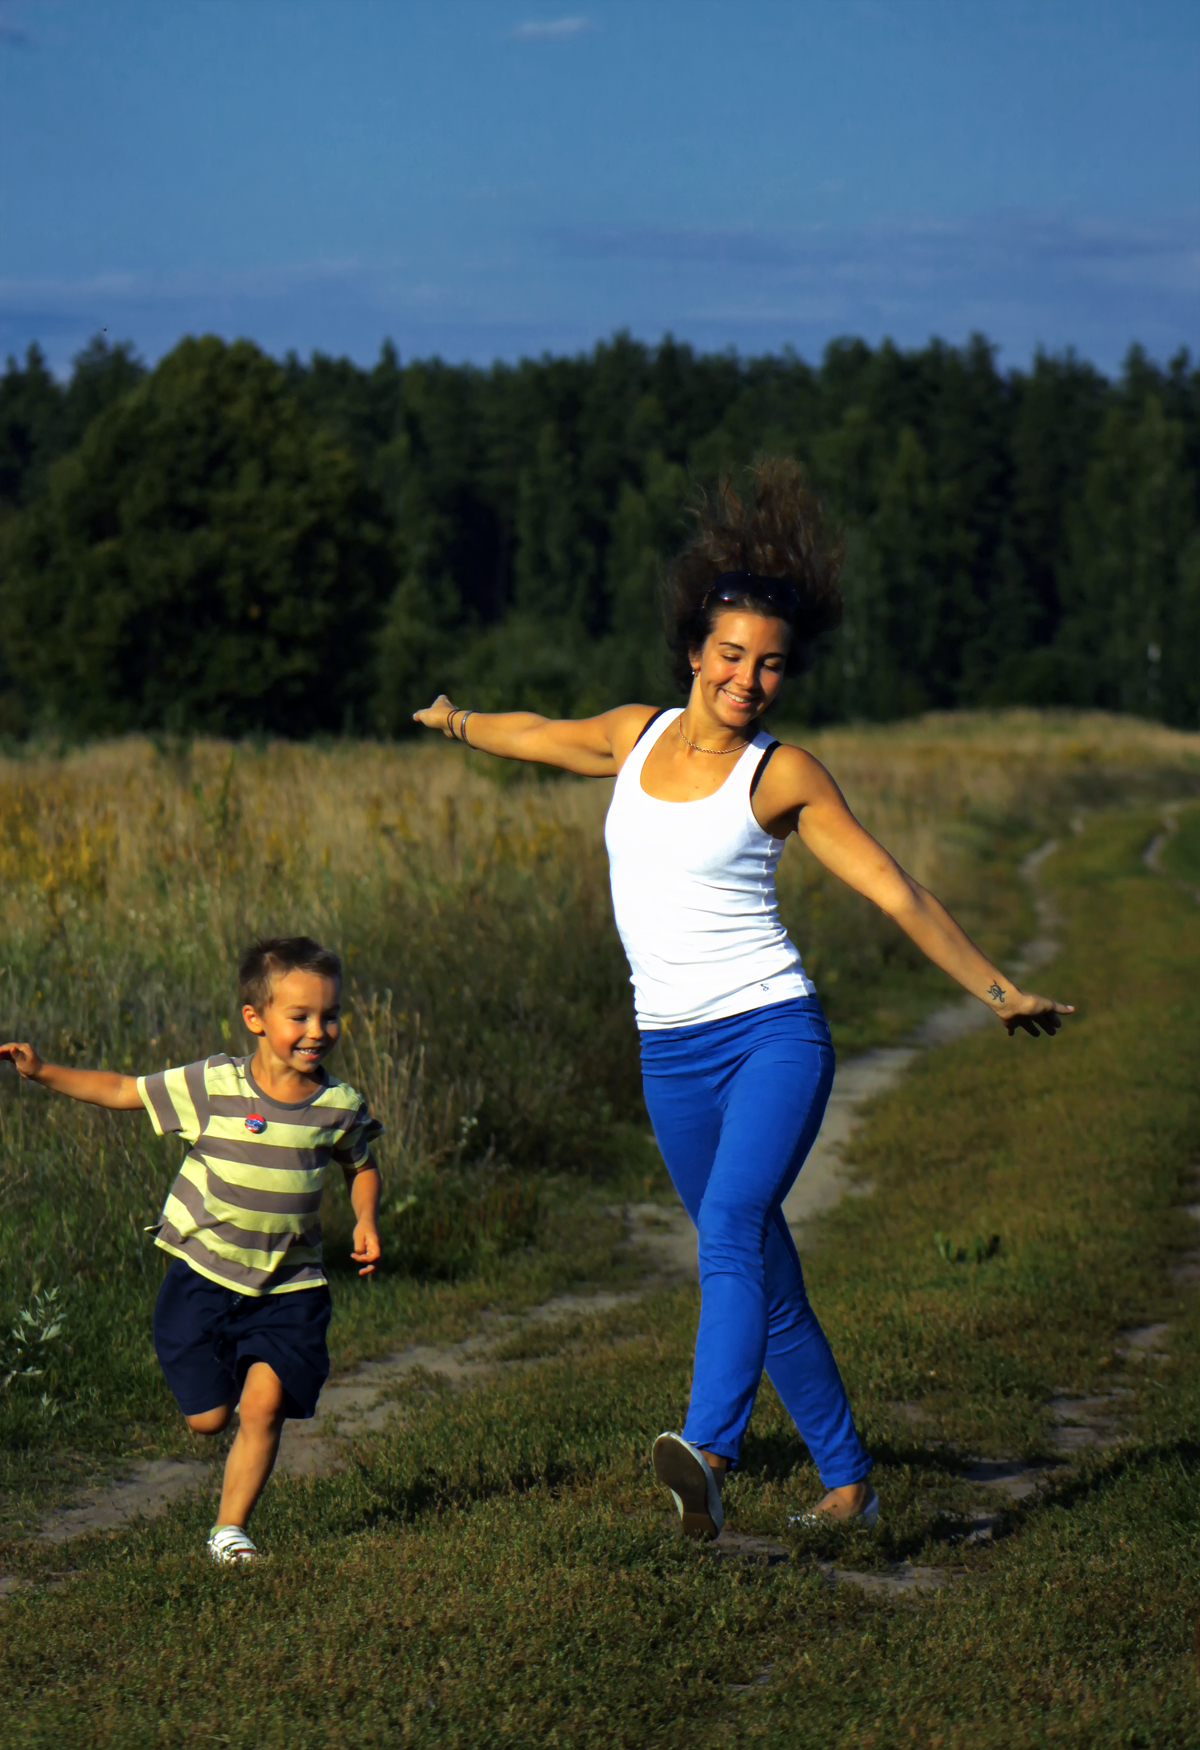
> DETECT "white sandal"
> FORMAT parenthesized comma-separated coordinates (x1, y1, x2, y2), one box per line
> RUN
(789, 1485, 880, 1528)
(206, 1524, 262, 1564)
(652, 1432, 725, 1541)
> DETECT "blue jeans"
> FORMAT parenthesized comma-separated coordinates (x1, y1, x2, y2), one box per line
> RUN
(640, 997, 871, 1487)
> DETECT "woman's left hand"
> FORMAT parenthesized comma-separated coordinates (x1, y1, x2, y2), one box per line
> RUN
(994, 989, 1074, 1037)
(412, 694, 457, 736)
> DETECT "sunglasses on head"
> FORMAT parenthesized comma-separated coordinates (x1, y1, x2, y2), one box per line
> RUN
(703, 571, 799, 619)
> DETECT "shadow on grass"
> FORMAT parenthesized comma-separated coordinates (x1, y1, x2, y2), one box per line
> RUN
(336, 1451, 608, 1538)
(741, 1428, 967, 1482)
(1026, 1436, 1200, 1514)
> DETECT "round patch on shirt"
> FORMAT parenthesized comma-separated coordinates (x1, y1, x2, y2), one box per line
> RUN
(244, 1114, 267, 1134)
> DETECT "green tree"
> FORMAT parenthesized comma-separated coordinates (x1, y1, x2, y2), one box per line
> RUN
(1007, 350, 1108, 647)
(1163, 532, 1200, 727)
(0, 336, 390, 738)
(4, 328, 1198, 737)
(60, 336, 146, 450)
(0, 337, 146, 516)
(1057, 394, 1198, 721)
(513, 421, 595, 624)
(0, 344, 63, 514)
(582, 451, 687, 711)
(798, 526, 890, 724)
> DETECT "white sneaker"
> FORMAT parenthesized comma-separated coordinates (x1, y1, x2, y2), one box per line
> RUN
(652, 1432, 725, 1541)
(206, 1524, 262, 1564)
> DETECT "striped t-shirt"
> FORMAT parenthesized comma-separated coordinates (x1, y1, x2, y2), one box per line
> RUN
(138, 1053, 383, 1296)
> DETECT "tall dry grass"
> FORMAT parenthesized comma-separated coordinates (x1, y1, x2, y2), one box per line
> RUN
(0, 710, 1195, 1457)
(0, 711, 1196, 1296)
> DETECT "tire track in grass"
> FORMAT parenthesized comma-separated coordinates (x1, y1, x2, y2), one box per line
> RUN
(5, 806, 1197, 1748)
(2, 840, 1062, 1589)
(10, 831, 1178, 1609)
(641, 839, 1074, 1593)
(719, 823, 1195, 1592)
(1145, 805, 1200, 1300)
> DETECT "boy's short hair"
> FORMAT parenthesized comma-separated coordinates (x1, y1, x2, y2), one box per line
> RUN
(238, 936, 343, 1013)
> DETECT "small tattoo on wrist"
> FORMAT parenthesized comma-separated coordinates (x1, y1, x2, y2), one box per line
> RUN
(987, 981, 1006, 1003)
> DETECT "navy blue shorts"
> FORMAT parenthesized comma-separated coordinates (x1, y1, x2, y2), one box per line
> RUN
(153, 1260, 332, 1420)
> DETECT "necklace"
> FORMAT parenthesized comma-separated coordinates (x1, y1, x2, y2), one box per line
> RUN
(676, 719, 751, 756)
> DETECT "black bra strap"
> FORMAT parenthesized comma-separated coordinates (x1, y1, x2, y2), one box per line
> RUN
(632, 706, 670, 748)
(749, 740, 780, 799)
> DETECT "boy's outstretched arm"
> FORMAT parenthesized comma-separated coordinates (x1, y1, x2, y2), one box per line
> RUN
(345, 1158, 382, 1276)
(0, 1042, 143, 1109)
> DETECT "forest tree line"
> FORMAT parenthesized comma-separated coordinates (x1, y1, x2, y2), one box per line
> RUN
(0, 328, 1197, 739)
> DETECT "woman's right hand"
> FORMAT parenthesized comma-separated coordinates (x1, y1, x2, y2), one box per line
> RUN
(412, 694, 458, 737)
(0, 1041, 44, 1080)
(408, 698, 654, 777)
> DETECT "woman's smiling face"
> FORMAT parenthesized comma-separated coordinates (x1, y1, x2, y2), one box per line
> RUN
(690, 609, 792, 729)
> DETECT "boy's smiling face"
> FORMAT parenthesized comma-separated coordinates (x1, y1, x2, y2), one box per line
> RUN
(242, 968, 341, 1088)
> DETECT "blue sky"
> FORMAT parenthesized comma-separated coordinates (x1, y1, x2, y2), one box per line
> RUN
(1, 0, 1197, 376)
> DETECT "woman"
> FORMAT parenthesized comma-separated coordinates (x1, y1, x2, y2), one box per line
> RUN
(414, 460, 1072, 1540)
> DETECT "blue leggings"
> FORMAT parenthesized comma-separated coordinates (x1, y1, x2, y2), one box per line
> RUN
(640, 997, 871, 1487)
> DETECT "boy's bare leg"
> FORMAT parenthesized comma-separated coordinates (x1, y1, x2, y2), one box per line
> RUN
(197, 1361, 288, 1529)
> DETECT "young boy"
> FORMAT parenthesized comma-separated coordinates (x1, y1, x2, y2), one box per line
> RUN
(0, 935, 382, 1565)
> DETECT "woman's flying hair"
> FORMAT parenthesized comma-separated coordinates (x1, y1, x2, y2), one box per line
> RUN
(238, 935, 343, 1013)
(663, 457, 844, 693)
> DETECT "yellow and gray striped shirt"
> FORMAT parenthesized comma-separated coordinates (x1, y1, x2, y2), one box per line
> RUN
(138, 1054, 382, 1296)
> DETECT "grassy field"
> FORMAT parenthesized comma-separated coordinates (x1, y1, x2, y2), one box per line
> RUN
(2, 713, 1199, 1746)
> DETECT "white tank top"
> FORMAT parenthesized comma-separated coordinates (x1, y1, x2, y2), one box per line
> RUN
(604, 707, 815, 1031)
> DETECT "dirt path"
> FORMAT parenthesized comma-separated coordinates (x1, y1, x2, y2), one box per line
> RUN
(276, 1288, 648, 1478)
(779, 839, 1061, 1238)
(1143, 800, 1200, 903)
(11, 819, 1195, 1613)
(12, 837, 1102, 1593)
(627, 841, 1061, 1289)
(910, 814, 1199, 1562)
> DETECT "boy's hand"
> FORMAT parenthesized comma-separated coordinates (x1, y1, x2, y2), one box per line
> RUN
(351, 1223, 382, 1277)
(0, 1042, 44, 1080)
(347, 1160, 382, 1276)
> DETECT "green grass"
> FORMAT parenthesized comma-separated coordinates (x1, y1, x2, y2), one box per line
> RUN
(0, 719, 1068, 1506)
(2, 792, 1200, 1743)
(0, 1177, 650, 1526)
(1162, 800, 1200, 888)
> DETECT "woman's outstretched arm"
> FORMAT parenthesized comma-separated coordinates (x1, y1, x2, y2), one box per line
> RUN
(753, 746, 1074, 1038)
(412, 694, 657, 777)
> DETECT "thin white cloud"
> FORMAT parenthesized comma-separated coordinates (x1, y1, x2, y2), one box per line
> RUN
(547, 210, 1200, 299)
(3, 209, 1196, 377)
(506, 16, 594, 42)
(0, 257, 409, 314)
